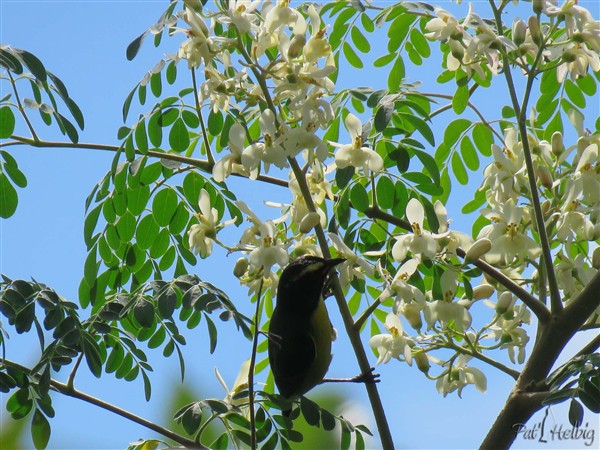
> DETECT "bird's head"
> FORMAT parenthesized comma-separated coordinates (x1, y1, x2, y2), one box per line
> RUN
(276, 256, 345, 311)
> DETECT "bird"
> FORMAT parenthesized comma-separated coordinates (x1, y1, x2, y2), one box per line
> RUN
(268, 255, 344, 416)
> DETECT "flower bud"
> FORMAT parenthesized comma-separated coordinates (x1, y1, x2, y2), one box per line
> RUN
(528, 16, 542, 46)
(512, 19, 527, 46)
(233, 257, 249, 278)
(593, 247, 600, 270)
(449, 39, 464, 60)
(533, 0, 545, 15)
(287, 34, 306, 58)
(299, 212, 321, 233)
(402, 303, 422, 330)
(464, 238, 492, 264)
(413, 348, 430, 373)
(496, 291, 515, 315)
(562, 49, 577, 63)
(536, 163, 553, 189)
(473, 284, 495, 300)
(551, 131, 563, 155)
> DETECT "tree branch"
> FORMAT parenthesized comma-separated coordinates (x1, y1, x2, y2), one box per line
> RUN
(488, 0, 562, 314)
(3, 136, 289, 189)
(287, 158, 395, 450)
(364, 207, 551, 323)
(1, 359, 202, 449)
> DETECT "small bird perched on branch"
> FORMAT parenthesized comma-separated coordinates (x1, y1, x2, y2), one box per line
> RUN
(268, 255, 377, 416)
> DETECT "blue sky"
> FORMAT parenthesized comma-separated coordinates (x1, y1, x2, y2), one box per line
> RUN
(1, 1, 599, 449)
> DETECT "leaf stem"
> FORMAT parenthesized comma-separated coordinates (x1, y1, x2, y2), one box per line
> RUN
(8, 71, 39, 141)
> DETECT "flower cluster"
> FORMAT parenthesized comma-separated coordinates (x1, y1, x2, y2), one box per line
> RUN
(425, 1, 600, 81)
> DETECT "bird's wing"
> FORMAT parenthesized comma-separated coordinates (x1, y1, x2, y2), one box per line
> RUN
(270, 328, 316, 399)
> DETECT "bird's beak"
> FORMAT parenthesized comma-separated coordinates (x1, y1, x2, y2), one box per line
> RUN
(324, 258, 346, 271)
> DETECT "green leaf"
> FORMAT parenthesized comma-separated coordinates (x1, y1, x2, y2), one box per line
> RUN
(152, 188, 178, 227)
(169, 117, 189, 153)
(207, 110, 224, 135)
(147, 112, 163, 148)
(351, 26, 370, 53)
(568, 398, 584, 427)
(451, 152, 468, 185)
(134, 118, 148, 152)
(0, 107, 15, 138)
(472, 123, 494, 156)
(343, 42, 363, 69)
(387, 13, 414, 53)
(410, 28, 430, 58)
(106, 345, 124, 374)
(31, 410, 51, 450)
(373, 53, 395, 67)
(0, 172, 18, 218)
(182, 110, 200, 129)
(565, 80, 586, 108)
(126, 31, 147, 61)
(398, 113, 434, 146)
(335, 166, 354, 189)
(136, 215, 160, 249)
(116, 212, 136, 242)
(460, 136, 480, 171)
(18, 49, 47, 82)
(350, 183, 369, 212)
(414, 149, 440, 185)
(134, 299, 155, 328)
(149, 71, 161, 98)
(452, 84, 469, 114)
(376, 176, 395, 210)
(300, 397, 320, 426)
(388, 56, 405, 92)
(444, 118, 471, 147)
(374, 103, 393, 132)
(157, 287, 177, 319)
(127, 184, 150, 216)
(166, 61, 177, 84)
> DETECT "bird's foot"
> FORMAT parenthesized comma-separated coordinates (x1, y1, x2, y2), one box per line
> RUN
(350, 367, 380, 384)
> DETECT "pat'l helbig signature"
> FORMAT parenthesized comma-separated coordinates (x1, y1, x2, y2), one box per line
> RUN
(513, 408, 596, 447)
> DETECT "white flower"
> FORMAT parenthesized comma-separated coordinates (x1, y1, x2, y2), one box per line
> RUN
(436, 355, 487, 397)
(177, 9, 215, 68)
(328, 232, 375, 289)
(478, 200, 541, 265)
(241, 110, 288, 174)
(332, 113, 383, 174)
(392, 199, 438, 261)
(369, 314, 411, 365)
(213, 123, 256, 182)
(249, 221, 289, 276)
(425, 8, 462, 41)
(424, 300, 472, 331)
(219, 0, 261, 35)
(188, 189, 220, 258)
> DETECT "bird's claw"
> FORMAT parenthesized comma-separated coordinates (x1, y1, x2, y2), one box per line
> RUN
(351, 367, 380, 384)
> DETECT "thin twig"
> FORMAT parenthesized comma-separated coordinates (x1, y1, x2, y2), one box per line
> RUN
(248, 278, 264, 450)
(446, 342, 520, 380)
(66, 353, 84, 390)
(1, 359, 202, 449)
(191, 69, 215, 167)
